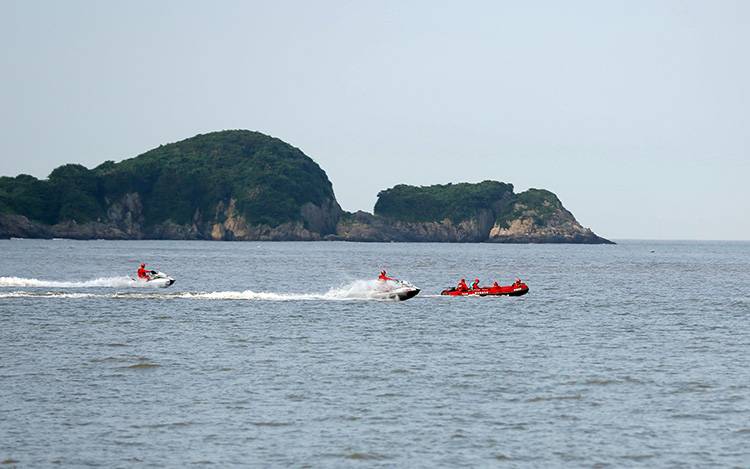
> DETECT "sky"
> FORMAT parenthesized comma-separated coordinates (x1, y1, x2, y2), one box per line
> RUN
(1, 0, 748, 240)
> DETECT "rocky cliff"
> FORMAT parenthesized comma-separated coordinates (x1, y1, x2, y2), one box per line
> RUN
(333, 183, 612, 244)
(331, 210, 497, 242)
(486, 189, 610, 243)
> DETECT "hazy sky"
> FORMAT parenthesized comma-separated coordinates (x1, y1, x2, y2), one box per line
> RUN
(1, 0, 748, 240)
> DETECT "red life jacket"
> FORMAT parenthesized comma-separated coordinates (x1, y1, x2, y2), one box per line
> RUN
(137, 267, 149, 279)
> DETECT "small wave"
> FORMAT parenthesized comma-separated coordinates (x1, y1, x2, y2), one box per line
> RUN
(344, 452, 389, 461)
(135, 421, 193, 429)
(250, 421, 292, 427)
(0, 276, 139, 288)
(621, 454, 656, 461)
(526, 394, 583, 403)
(0, 291, 98, 299)
(124, 362, 160, 369)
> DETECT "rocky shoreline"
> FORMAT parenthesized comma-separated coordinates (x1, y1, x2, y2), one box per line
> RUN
(0, 203, 613, 244)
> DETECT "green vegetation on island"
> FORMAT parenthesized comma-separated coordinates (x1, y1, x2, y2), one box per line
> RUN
(0, 130, 337, 230)
(374, 181, 515, 223)
(493, 188, 564, 229)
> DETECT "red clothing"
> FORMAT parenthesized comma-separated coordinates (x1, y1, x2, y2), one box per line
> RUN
(457, 280, 469, 291)
(471, 280, 480, 289)
(137, 267, 149, 279)
(378, 272, 394, 281)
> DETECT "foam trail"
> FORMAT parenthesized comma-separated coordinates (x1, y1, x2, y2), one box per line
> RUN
(0, 279, 411, 301)
(323, 279, 399, 300)
(0, 276, 138, 288)
(0, 291, 99, 299)
(174, 291, 326, 301)
(174, 280, 401, 301)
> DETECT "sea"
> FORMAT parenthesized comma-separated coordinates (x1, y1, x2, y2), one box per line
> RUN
(1, 239, 748, 467)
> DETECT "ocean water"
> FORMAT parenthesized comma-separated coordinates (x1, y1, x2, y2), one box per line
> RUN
(1, 239, 749, 467)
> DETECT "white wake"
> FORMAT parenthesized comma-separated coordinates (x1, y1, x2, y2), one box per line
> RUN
(0, 276, 145, 289)
(180, 279, 406, 301)
(0, 279, 413, 301)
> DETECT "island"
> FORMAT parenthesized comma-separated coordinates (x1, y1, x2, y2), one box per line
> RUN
(0, 130, 612, 243)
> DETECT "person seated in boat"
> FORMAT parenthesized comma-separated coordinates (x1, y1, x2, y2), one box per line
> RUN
(137, 263, 151, 280)
(492, 281, 500, 288)
(512, 278, 522, 287)
(378, 270, 394, 282)
(456, 278, 469, 291)
(471, 278, 480, 290)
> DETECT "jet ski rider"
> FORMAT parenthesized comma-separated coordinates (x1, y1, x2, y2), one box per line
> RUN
(137, 263, 151, 281)
(378, 270, 395, 282)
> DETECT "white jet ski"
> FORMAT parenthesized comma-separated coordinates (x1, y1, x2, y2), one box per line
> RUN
(133, 270, 175, 288)
(372, 279, 420, 301)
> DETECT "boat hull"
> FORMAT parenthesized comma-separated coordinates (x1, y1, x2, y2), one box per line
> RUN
(441, 284, 528, 297)
(132, 271, 175, 288)
(395, 288, 420, 301)
(372, 287, 421, 301)
(147, 277, 175, 288)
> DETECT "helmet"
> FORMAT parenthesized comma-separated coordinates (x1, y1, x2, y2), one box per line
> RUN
(474, 278, 479, 282)
(140, 263, 145, 267)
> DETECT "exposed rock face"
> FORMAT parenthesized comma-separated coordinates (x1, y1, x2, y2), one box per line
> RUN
(333, 186, 612, 244)
(0, 213, 52, 239)
(487, 213, 609, 243)
(105, 192, 145, 237)
(0, 185, 611, 243)
(300, 199, 342, 235)
(204, 197, 341, 241)
(333, 209, 496, 242)
(333, 211, 609, 243)
(486, 189, 612, 244)
(0, 192, 148, 240)
(0, 194, 343, 241)
(150, 220, 201, 240)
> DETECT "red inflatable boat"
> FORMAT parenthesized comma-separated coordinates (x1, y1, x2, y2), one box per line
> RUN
(441, 282, 529, 297)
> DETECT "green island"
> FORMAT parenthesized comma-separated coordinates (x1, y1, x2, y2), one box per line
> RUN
(0, 130, 612, 243)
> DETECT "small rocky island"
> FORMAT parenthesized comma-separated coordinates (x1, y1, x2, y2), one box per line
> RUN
(335, 182, 611, 243)
(0, 130, 612, 243)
